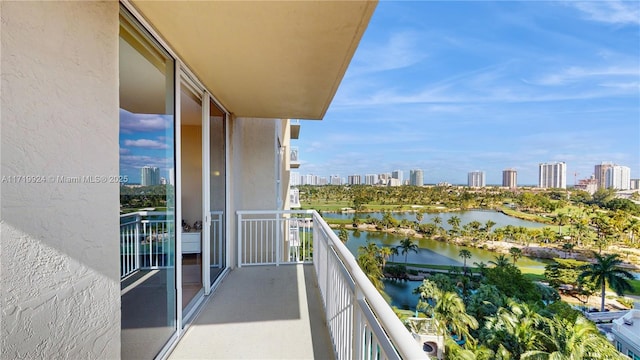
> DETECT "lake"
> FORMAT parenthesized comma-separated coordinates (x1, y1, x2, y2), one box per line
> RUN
(329, 210, 552, 310)
(323, 209, 548, 230)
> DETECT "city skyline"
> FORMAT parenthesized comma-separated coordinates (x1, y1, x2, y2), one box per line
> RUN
(295, 1, 640, 185)
(293, 159, 638, 187)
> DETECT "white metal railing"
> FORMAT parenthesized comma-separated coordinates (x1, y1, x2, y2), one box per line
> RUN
(237, 210, 313, 266)
(236, 210, 427, 360)
(120, 211, 174, 279)
(210, 211, 224, 268)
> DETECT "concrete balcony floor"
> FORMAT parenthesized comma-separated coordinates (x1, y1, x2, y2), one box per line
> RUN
(169, 264, 335, 359)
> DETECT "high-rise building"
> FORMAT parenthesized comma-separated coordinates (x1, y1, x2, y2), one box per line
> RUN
(606, 165, 631, 190)
(364, 174, 376, 185)
(409, 169, 424, 186)
(348, 175, 361, 185)
(630, 179, 640, 190)
(330, 175, 341, 185)
(141, 166, 160, 186)
(502, 169, 517, 189)
(391, 170, 403, 183)
(538, 162, 566, 189)
(467, 171, 485, 187)
(290, 172, 301, 186)
(594, 162, 614, 190)
(378, 173, 391, 185)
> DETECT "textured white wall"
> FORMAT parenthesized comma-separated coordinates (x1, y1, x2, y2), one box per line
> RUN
(1, 2, 120, 359)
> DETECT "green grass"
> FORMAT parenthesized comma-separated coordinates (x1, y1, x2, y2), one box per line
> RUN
(628, 279, 640, 296)
(523, 273, 546, 282)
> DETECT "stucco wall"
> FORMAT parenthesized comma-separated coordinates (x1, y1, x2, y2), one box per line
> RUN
(1, 2, 120, 359)
(233, 118, 277, 211)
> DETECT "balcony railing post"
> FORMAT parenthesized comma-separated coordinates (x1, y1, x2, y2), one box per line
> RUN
(135, 213, 141, 271)
(237, 212, 242, 268)
(276, 212, 281, 266)
(352, 287, 364, 360)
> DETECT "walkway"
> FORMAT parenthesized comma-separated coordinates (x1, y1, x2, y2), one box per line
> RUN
(168, 264, 334, 359)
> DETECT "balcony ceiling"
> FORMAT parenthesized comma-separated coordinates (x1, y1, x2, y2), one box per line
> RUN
(131, 1, 377, 120)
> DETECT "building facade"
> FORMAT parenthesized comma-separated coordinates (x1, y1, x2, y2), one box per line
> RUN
(606, 165, 631, 190)
(594, 162, 614, 190)
(0, 2, 375, 359)
(392, 170, 403, 183)
(502, 169, 517, 189)
(409, 169, 424, 186)
(140, 166, 160, 186)
(612, 310, 640, 360)
(468, 171, 485, 188)
(538, 162, 567, 189)
(348, 175, 362, 185)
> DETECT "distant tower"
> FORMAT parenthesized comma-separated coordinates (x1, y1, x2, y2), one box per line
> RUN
(467, 171, 485, 188)
(594, 162, 613, 190)
(410, 169, 424, 186)
(538, 162, 566, 189)
(502, 169, 517, 189)
(392, 170, 404, 183)
(141, 166, 160, 186)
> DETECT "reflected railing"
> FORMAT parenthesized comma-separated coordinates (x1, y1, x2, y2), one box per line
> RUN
(120, 211, 224, 280)
(236, 210, 427, 360)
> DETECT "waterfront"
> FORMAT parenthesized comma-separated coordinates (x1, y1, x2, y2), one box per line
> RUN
(323, 209, 548, 230)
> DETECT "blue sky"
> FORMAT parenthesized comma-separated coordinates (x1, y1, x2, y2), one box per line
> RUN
(296, 1, 640, 186)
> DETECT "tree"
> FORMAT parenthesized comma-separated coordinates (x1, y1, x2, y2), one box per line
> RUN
(509, 247, 522, 264)
(459, 249, 472, 273)
(338, 227, 348, 243)
(416, 280, 479, 349)
(396, 238, 419, 266)
(357, 242, 384, 291)
(415, 211, 424, 224)
(448, 216, 461, 236)
(489, 254, 511, 268)
(379, 246, 393, 270)
(521, 316, 624, 360)
(578, 253, 634, 312)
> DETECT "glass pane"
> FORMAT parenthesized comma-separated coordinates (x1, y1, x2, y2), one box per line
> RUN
(119, 9, 176, 360)
(210, 101, 226, 283)
(180, 82, 203, 311)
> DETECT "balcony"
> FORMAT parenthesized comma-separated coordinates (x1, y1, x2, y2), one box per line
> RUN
(290, 147, 300, 169)
(290, 187, 301, 208)
(121, 211, 429, 359)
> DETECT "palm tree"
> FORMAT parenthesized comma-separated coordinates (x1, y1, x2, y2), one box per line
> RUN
(489, 254, 511, 268)
(396, 238, 419, 266)
(484, 219, 497, 234)
(379, 246, 393, 270)
(459, 249, 472, 273)
(416, 281, 479, 348)
(448, 215, 461, 235)
(415, 211, 424, 224)
(357, 242, 384, 291)
(578, 253, 634, 312)
(509, 247, 522, 264)
(484, 301, 544, 359)
(521, 316, 623, 360)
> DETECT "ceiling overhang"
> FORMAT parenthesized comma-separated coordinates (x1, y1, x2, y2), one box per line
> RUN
(130, 1, 377, 120)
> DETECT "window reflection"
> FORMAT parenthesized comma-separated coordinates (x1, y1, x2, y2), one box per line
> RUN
(119, 9, 176, 360)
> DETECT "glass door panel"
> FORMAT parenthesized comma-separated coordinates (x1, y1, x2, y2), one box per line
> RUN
(180, 81, 204, 313)
(119, 8, 176, 359)
(209, 100, 226, 283)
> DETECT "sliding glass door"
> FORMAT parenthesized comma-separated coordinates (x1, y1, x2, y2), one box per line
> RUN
(208, 100, 227, 285)
(119, 8, 177, 359)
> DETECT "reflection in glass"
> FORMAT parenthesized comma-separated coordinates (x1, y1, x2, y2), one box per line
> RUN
(119, 9, 176, 360)
(210, 101, 226, 284)
(180, 83, 204, 312)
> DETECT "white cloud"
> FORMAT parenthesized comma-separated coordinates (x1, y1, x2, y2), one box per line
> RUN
(123, 139, 168, 150)
(568, 0, 640, 25)
(120, 109, 171, 133)
(348, 31, 428, 76)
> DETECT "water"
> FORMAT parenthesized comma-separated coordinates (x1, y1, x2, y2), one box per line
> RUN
(323, 209, 548, 230)
(331, 210, 552, 310)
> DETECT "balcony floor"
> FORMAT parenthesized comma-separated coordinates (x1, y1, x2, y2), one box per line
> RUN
(169, 264, 335, 359)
